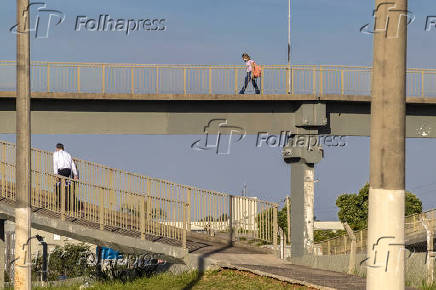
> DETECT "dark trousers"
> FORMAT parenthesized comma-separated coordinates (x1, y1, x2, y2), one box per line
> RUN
(56, 168, 76, 212)
(239, 72, 260, 94)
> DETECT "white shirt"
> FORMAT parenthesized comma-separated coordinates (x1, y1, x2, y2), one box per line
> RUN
(245, 59, 254, 72)
(53, 150, 78, 177)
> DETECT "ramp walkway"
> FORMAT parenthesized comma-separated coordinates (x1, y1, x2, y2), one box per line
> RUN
(0, 140, 279, 265)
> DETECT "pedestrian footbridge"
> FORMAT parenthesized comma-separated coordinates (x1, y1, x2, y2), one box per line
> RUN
(0, 140, 279, 267)
(1, 61, 435, 99)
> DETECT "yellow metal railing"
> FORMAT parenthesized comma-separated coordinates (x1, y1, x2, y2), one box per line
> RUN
(1, 60, 436, 96)
(0, 140, 278, 247)
(314, 209, 436, 256)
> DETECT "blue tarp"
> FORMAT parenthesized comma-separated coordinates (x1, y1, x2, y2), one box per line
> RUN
(99, 247, 122, 260)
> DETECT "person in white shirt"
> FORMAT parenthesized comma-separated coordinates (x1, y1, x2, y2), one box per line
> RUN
(54, 143, 79, 213)
(53, 143, 78, 179)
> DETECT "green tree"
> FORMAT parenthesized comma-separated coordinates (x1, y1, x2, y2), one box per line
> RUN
(336, 183, 422, 231)
(278, 206, 288, 235)
(44, 243, 94, 281)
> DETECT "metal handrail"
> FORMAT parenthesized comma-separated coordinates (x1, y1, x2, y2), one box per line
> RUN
(0, 140, 279, 247)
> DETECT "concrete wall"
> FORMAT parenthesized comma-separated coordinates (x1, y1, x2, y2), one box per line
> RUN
(290, 253, 431, 287)
(4, 221, 94, 257)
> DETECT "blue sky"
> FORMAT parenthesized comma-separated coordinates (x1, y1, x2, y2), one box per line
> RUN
(1, 0, 436, 220)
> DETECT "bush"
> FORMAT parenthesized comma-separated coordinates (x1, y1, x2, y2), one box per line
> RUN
(32, 243, 94, 281)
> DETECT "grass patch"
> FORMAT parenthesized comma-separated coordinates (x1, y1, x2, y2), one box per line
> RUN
(34, 269, 313, 290)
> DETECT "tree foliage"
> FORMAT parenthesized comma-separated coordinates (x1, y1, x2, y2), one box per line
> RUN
(32, 243, 94, 281)
(278, 206, 288, 235)
(314, 230, 345, 243)
(336, 183, 422, 231)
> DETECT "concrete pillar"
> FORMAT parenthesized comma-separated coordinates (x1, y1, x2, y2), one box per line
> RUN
(0, 220, 5, 289)
(367, 0, 407, 289)
(290, 161, 315, 257)
(15, 0, 32, 289)
(303, 166, 315, 253)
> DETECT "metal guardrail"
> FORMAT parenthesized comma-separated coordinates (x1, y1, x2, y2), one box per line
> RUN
(1, 61, 436, 96)
(0, 140, 278, 247)
(314, 209, 436, 256)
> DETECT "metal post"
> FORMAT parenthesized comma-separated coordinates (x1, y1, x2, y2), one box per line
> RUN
(15, 0, 32, 288)
(421, 71, 425, 98)
(234, 69, 238, 94)
(99, 187, 104, 230)
(367, 0, 407, 288)
(46, 63, 50, 92)
(60, 179, 65, 221)
(183, 68, 187, 95)
(273, 206, 278, 248)
(40, 240, 47, 283)
(341, 69, 344, 95)
(187, 188, 191, 231)
(228, 195, 233, 245)
(140, 196, 145, 240)
(131, 67, 134, 94)
(312, 67, 316, 95)
(155, 67, 159, 94)
(279, 228, 285, 259)
(101, 64, 105, 94)
(208, 67, 212, 94)
(182, 204, 187, 249)
(77, 66, 80, 93)
(286, 196, 291, 245)
(319, 66, 323, 95)
(287, 0, 291, 94)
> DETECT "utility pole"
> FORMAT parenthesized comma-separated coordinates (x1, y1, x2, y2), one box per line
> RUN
(367, 0, 407, 289)
(287, 0, 291, 94)
(15, 0, 32, 289)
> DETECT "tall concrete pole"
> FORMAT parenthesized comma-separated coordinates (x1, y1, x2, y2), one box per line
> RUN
(367, 0, 407, 289)
(15, 0, 32, 289)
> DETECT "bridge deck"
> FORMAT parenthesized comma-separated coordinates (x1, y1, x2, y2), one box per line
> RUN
(1, 91, 436, 104)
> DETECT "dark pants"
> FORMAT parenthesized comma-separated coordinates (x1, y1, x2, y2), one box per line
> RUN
(239, 72, 260, 94)
(58, 168, 72, 178)
(56, 168, 76, 213)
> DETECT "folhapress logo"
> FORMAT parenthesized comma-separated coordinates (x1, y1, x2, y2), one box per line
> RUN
(10, 2, 167, 38)
(191, 119, 246, 155)
(360, 2, 414, 38)
(75, 15, 166, 35)
(10, 2, 65, 39)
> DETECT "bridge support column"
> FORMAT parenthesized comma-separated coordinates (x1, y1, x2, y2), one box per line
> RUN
(283, 135, 323, 258)
(367, 0, 407, 289)
(290, 161, 315, 257)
